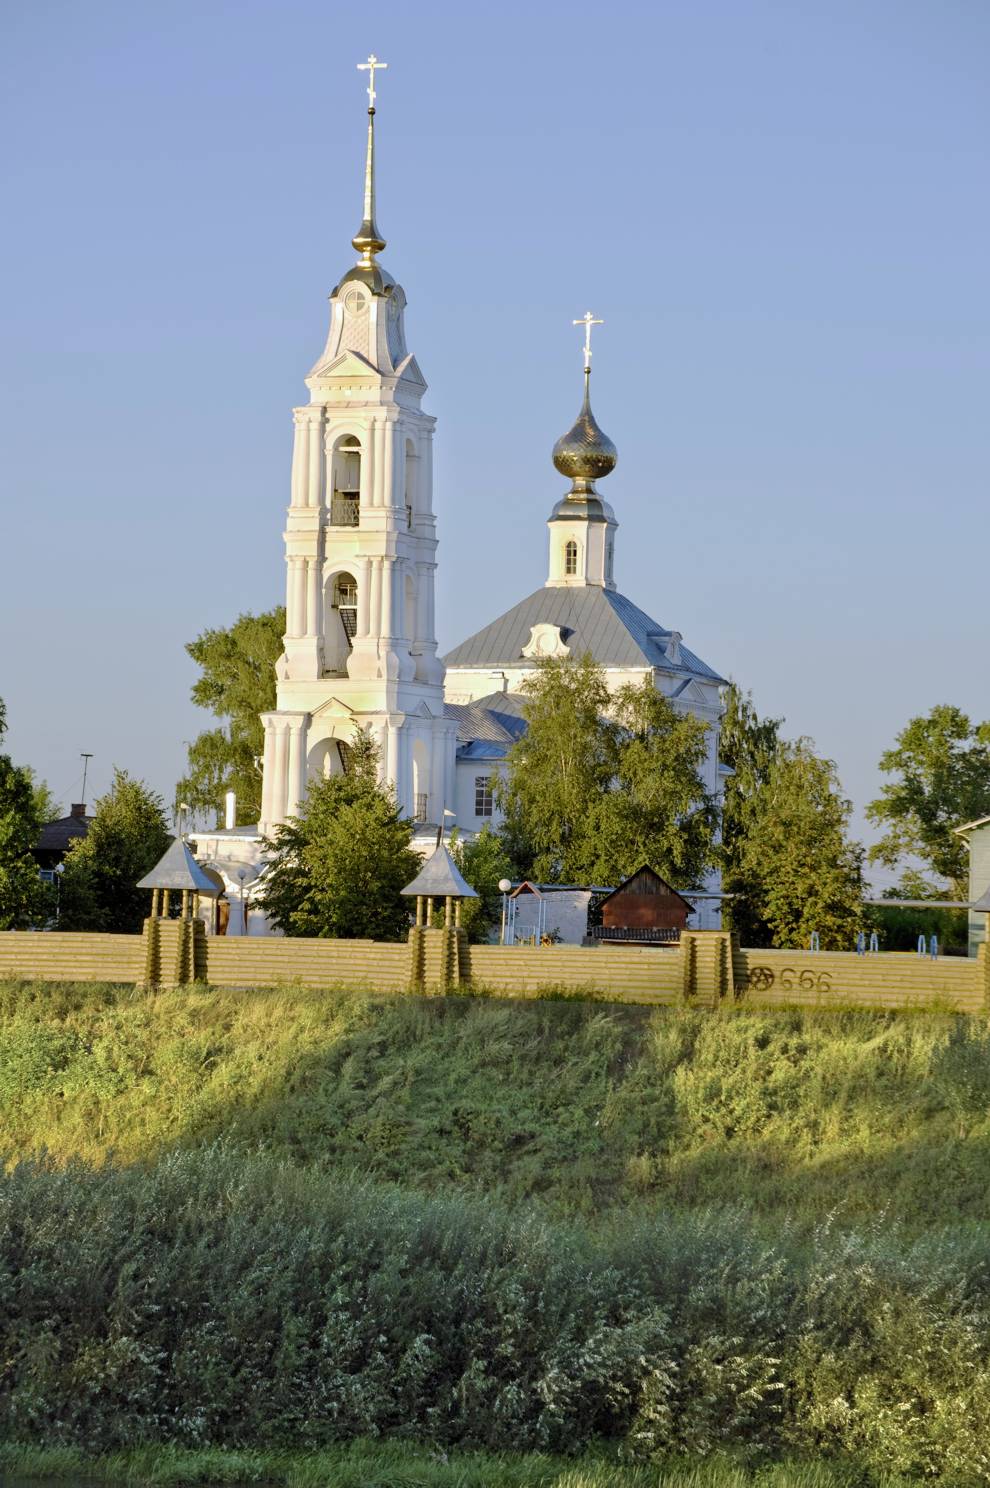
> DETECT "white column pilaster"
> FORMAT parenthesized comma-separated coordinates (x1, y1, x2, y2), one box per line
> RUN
(369, 557, 383, 639)
(373, 417, 386, 506)
(260, 715, 278, 830)
(356, 557, 371, 638)
(285, 716, 307, 820)
(288, 557, 306, 637)
(384, 418, 396, 508)
(385, 717, 400, 793)
(307, 409, 323, 507)
(271, 720, 290, 827)
(290, 411, 308, 508)
(306, 558, 321, 636)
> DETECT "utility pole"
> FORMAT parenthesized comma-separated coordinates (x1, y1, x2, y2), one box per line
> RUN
(80, 753, 93, 806)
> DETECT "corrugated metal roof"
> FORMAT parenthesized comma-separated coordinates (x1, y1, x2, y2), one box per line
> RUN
(445, 692, 530, 759)
(401, 844, 478, 898)
(137, 838, 221, 895)
(443, 585, 725, 682)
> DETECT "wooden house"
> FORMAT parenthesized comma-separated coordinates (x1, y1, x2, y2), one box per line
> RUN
(594, 866, 692, 944)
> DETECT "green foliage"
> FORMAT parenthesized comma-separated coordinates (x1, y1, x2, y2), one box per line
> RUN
(719, 686, 784, 945)
(0, 700, 51, 930)
(930, 1019, 990, 1138)
(866, 870, 968, 954)
(499, 657, 717, 889)
(177, 606, 285, 825)
(0, 1438, 926, 1488)
(866, 705, 990, 894)
(720, 687, 863, 949)
(260, 731, 418, 940)
(2, 1143, 990, 1480)
(2, 983, 990, 1231)
(57, 770, 171, 932)
(449, 826, 516, 941)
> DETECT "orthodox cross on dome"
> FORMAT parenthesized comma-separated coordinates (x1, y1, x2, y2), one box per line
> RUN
(352, 55, 389, 264)
(573, 310, 604, 372)
(357, 53, 388, 110)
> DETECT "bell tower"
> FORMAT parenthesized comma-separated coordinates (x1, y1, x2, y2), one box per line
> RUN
(260, 58, 456, 834)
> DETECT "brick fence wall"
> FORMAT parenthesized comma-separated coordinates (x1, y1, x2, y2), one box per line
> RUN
(0, 926, 987, 1013)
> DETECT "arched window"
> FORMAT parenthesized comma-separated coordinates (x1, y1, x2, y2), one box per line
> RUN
(330, 436, 361, 526)
(564, 540, 578, 576)
(332, 572, 358, 642)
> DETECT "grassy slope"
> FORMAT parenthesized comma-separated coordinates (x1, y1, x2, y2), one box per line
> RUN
(0, 1441, 922, 1487)
(0, 979, 986, 1228)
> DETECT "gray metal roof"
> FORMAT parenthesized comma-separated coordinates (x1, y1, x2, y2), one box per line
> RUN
(445, 692, 530, 760)
(137, 838, 221, 896)
(401, 844, 478, 899)
(442, 585, 725, 682)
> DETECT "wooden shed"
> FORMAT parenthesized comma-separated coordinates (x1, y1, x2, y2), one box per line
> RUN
(594, 866, 692, 944)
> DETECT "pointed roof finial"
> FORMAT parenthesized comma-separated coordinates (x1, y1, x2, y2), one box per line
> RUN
(352, 54, 388, 265)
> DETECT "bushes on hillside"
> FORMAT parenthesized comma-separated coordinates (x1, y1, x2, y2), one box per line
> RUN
(2, 1145, 990, 1481)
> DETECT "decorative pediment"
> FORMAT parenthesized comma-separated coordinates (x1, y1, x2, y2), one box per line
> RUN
(311, 695, 355, 718)
(315, 349, 378, 379)
(521, 623, 571, 660)
(394, 353, 427, 388)
(414, 700, 435, 718)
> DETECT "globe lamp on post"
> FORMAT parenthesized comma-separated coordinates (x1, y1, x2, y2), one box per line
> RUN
(498, 878, 512, 944)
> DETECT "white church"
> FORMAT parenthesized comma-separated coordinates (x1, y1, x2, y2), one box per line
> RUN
(191, 58, 727, 932)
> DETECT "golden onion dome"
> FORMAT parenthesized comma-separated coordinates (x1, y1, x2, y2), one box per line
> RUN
(552, 370, 618, 493)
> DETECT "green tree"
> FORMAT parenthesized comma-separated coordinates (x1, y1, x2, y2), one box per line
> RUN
(719, 685, 785, 944)
(176, 607, 285, 825)
(731, 740, 864, 949)
(498, 655, 616, 882)
(0, 700, 50, 930)
(498, 656, 717, 888)
(584, 678, 718, 886)
(449, 826, 515, 942)
(866, 705, 990, 894)
(260, 731, 418, 941)
(59, 771, 171, 933)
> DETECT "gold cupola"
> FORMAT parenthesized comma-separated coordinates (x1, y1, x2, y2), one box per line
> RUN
(552, 366, 618, 498)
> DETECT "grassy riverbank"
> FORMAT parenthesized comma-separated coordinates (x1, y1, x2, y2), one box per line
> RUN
(4, 981, 990, 1482)
(2, 979, 989, 1228)
(0, 1440, 924, 1487)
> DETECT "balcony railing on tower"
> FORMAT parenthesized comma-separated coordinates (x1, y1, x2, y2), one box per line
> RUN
(329, 492, 360, 527)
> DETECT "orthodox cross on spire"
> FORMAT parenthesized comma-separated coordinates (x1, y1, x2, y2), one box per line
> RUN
(357, 53, 388, 110)
(352, 54, 389, 265)
(573, 311, 604, 373)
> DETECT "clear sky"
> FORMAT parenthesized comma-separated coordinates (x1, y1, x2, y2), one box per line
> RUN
(1, 0, 987, 880)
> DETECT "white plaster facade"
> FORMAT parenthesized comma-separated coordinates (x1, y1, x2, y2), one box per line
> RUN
(258, 113, 456, 836)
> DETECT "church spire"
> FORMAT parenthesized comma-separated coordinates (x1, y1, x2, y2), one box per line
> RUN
(552, 312, 618, 498)
(352, 54, 388, 266)
(546, 313, 619, 590)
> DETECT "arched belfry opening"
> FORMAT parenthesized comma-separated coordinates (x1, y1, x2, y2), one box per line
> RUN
(329, 435, 361, 526)
(332, 571, 358, 642)
(564, 539, 579, 576)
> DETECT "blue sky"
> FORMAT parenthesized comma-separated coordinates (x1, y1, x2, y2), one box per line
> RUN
(1, 0, 987, 880)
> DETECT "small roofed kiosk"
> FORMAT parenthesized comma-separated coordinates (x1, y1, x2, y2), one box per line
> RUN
(401, 844, 477, 928)
(137, 838, 221, 921)
(595, 866, 693, 944)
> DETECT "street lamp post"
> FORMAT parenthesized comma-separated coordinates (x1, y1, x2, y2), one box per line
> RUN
(498, 878, 512, 945)
(54, 862, 65, 925)
(236, 867, 248, 937)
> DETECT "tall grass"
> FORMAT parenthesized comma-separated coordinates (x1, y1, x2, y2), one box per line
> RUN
(0, 1439, 927, 1486)
(3, 1147, 990, 1480)
(1, 980, 989, 1227)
